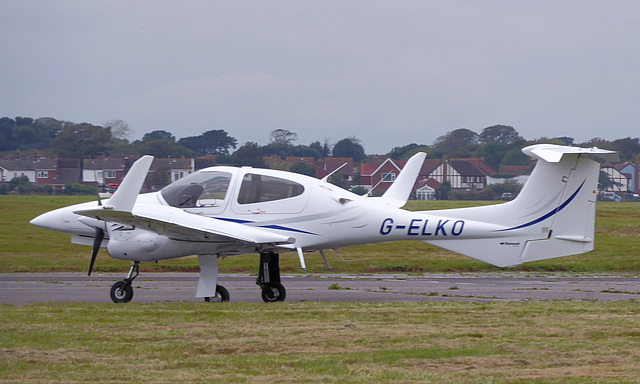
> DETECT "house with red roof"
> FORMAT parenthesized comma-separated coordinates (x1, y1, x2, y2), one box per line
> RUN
(84, 156, 195, 191)
(360, 156, 497, 198)
(360, 157, 407, 196)
(424, 158, 497, 190)
(0, 157, 80, 188)
(83, 157, 133, 189)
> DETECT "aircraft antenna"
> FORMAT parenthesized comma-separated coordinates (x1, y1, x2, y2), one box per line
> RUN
(321, 162, 348, 183)
(93, 162, 102, 206)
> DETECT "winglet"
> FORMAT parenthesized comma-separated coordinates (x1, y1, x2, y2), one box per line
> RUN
(378, 152, 426, 208)
(103, 155, 154, 212)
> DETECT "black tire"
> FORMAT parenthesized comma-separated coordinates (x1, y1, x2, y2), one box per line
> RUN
(110, 281, 133, 303)
(204, 285, 230, 303)
(261, 282, 286, 303)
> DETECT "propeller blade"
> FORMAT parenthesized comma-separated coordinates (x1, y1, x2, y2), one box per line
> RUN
(88, 227, 105, 276)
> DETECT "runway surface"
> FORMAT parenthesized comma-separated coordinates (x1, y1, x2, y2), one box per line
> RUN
(2, 272, 640, 305)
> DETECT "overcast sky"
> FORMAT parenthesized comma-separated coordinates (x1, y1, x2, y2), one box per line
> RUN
(2, 1, 639, 154)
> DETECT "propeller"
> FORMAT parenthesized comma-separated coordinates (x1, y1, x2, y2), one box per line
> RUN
(88, 227, 105, 276)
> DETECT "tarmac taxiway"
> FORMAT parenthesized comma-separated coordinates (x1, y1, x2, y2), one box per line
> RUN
(1, 272, 640, 305)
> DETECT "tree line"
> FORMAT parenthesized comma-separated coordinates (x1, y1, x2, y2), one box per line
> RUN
(389, 126, 640, 170)
(1, 117, 639, 170)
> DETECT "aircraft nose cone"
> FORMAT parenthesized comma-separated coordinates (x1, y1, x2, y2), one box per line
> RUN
(30, 209, 66, 232)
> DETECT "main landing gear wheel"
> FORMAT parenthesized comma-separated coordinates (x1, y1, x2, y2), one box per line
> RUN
(261, 282, 286, 303)
(204, 285, 230, 303)
(110, 281, 133, 303)
(257, 252, 287, 303)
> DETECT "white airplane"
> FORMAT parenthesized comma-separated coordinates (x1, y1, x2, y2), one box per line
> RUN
(30, 144, 617, 303)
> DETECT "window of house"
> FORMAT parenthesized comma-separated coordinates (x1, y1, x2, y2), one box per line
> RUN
(37, 171, 48, 178)
(105, 170, 116, 179)
(381, 173, 396, 182)
(173, 172, 185, 182)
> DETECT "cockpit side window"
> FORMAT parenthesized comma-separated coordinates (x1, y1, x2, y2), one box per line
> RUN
(161, 171, 232, 208)
(237, 173, 304, 204)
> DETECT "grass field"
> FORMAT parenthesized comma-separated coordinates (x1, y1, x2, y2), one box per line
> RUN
(2, 195, 639, 274)
(2, 301, 640, 383)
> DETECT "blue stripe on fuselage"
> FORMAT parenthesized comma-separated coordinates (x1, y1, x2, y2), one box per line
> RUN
(214, 217, 318, 236)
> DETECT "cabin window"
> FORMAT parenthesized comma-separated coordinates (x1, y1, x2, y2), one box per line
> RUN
(161, 171, 232, 208)
(237, 174, 304, 204)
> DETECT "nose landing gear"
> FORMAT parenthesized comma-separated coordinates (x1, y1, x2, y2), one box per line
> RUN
(110, 261, 139, 303)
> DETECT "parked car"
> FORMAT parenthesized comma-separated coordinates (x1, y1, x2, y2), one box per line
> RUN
(602, 192, 621, 202)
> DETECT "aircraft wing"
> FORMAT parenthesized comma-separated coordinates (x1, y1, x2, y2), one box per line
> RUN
(74, 204, 296, 247)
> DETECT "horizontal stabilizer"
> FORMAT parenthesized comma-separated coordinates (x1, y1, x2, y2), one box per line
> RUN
(522, 144, 619, 163)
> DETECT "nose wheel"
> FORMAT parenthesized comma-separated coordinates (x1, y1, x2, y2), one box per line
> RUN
(110, 280, 133, 303)
(110, 261, 139, 303)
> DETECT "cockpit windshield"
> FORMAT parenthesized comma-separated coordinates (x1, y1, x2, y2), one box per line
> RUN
(161, 171, 232, 208)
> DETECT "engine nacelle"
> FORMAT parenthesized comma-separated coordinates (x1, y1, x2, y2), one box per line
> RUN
(106, 229, 163, 261)
(105, 228, 217, 262)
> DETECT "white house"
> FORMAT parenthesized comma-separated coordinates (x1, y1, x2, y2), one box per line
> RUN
(601, 163, 628, 192)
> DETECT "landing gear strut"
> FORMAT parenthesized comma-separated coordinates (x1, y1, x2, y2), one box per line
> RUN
(110, 261, 139, 303)
(257, 252, 286, 302)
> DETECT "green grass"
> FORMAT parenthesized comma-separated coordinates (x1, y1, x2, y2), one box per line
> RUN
(2, 196, 640, 273)
(2, 300, 640, 383)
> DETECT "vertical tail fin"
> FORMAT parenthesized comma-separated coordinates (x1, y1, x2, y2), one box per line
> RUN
(425, 145, 618, 267)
